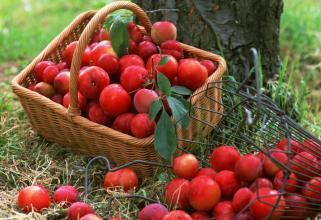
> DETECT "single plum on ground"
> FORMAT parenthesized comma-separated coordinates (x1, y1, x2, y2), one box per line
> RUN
(138, 203, 168, 220)
(104, 168, 138, 192)
(173, 153, 199, 179)
(211, 146, 241, 172)
(17, 185, 51, 213)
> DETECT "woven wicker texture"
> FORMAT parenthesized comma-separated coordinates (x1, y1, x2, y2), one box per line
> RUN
(12, 1, 226, 177)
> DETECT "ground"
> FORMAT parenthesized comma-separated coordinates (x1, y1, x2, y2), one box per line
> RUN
(0, 0, 321, 219)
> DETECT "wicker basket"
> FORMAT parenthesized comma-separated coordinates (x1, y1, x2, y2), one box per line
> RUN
(11, 1, 226, 177)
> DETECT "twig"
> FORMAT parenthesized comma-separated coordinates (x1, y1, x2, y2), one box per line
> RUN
(146, 9, 179, 13)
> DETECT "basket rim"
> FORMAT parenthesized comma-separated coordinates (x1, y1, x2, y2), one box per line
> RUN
(12, 8, 227, 147)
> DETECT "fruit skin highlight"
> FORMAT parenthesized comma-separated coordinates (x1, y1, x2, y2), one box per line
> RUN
(138, 203, 168, 220)
(263, 151, 288, 176)
(80, 213, 103, 220)
(96, 54, 119, 75)
(63, 92, 87, 112)
(190, 212, 209, 220)
(118, 54, 145, 73)
(87, 101, 110, 125)
(127, 22, 143, 43)
(17, 185, 51, 213)
(276, 138, 302, 155)
(291, 151, 319, 180)
(302, 177, 321, 201)
(232, 187, 253, 213)
(34, 60, 55, 81)
(130, 113, 156, 138)
(160, 40, 183, 60)
(120, 66, 149, 93)
(195, 168, 216, 180)
(177, 59, 208, 91)
(211, 146, 241, 172)
(162, 210, 192, 220)
(284, 194, 308, 219)
(99, 84, 131, 117)
(146, 54, 178, 81)
(137, 41, 158, 61)
(133, 89, 159, 113)
(78, 66, 109, 99)
(213, 201, 235, 220)
(112, 113, 135, 135)
(67, 202, 94, 220)
(104, 168, 139, 192)
(214, 170, 241, 198)
(249, 178, 273, 192)
(189, 175, 221, 211)
(151, 21, 177, 45)
(235, 154, 262, 182)
(53, 185, 79, 207)
(63, 41, 91, 66)
(52, 94, 63, 105)
(90, 40, 117, 65)
(34, 82, 55, 98)
(43, 65, 59, 84)
(165, 178, 190, 209)
(200, 60, 217, 76)
(173, 153, 199, 179)
(273, 170, 298, 192)
(54, 71, 70, 95)
(249, 187, 286, 219)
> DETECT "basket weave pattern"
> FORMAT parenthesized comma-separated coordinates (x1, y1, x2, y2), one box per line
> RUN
(12, 1, 226, 177)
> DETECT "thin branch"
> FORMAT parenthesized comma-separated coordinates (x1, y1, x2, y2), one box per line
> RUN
(146, 9, 179, 13)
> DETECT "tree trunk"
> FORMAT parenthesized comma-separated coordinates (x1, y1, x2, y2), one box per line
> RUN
(134, 0, 283, 81)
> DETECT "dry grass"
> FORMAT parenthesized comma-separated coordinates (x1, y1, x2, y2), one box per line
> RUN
(0, 81, 170, 219)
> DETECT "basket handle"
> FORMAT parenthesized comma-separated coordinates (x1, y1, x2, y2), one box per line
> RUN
(68, 1, 152, 116)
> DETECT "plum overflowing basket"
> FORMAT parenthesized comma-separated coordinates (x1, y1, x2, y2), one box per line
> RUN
(11, 1, 226, 177)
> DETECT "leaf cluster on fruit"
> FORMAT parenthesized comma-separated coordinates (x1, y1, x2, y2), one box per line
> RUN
(150, 68, 193, 164)
(106, 14, 194, 163)
(104, 11, 134, 57)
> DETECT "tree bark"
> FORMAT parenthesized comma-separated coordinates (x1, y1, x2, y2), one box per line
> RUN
(134, 0, 283, 81)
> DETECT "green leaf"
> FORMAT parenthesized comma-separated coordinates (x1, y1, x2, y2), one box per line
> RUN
(103, 10, 134, 31)
(109, 17, 129, 57)
(104, 14, 117, 31)
(178, 96, 195, 115)
(154, 111, 177, 163)
(157, 73, 171, 96)
(171, 86, 192, 96)
(122, 15, 134, 24)
(177, 96, 194, 129)
(149, 99, 162, 120)
(179, 114, 190, 130)
(158, 56, 169, 66)
(167, 96, 190, 129)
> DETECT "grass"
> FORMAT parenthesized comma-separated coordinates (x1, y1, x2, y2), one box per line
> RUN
(0, 80, 168, 219)
(0, 0, 111, 65)
(281, 0, 321, 55)
(279, 0, 321, 136)
(0, 0, 321, 219)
